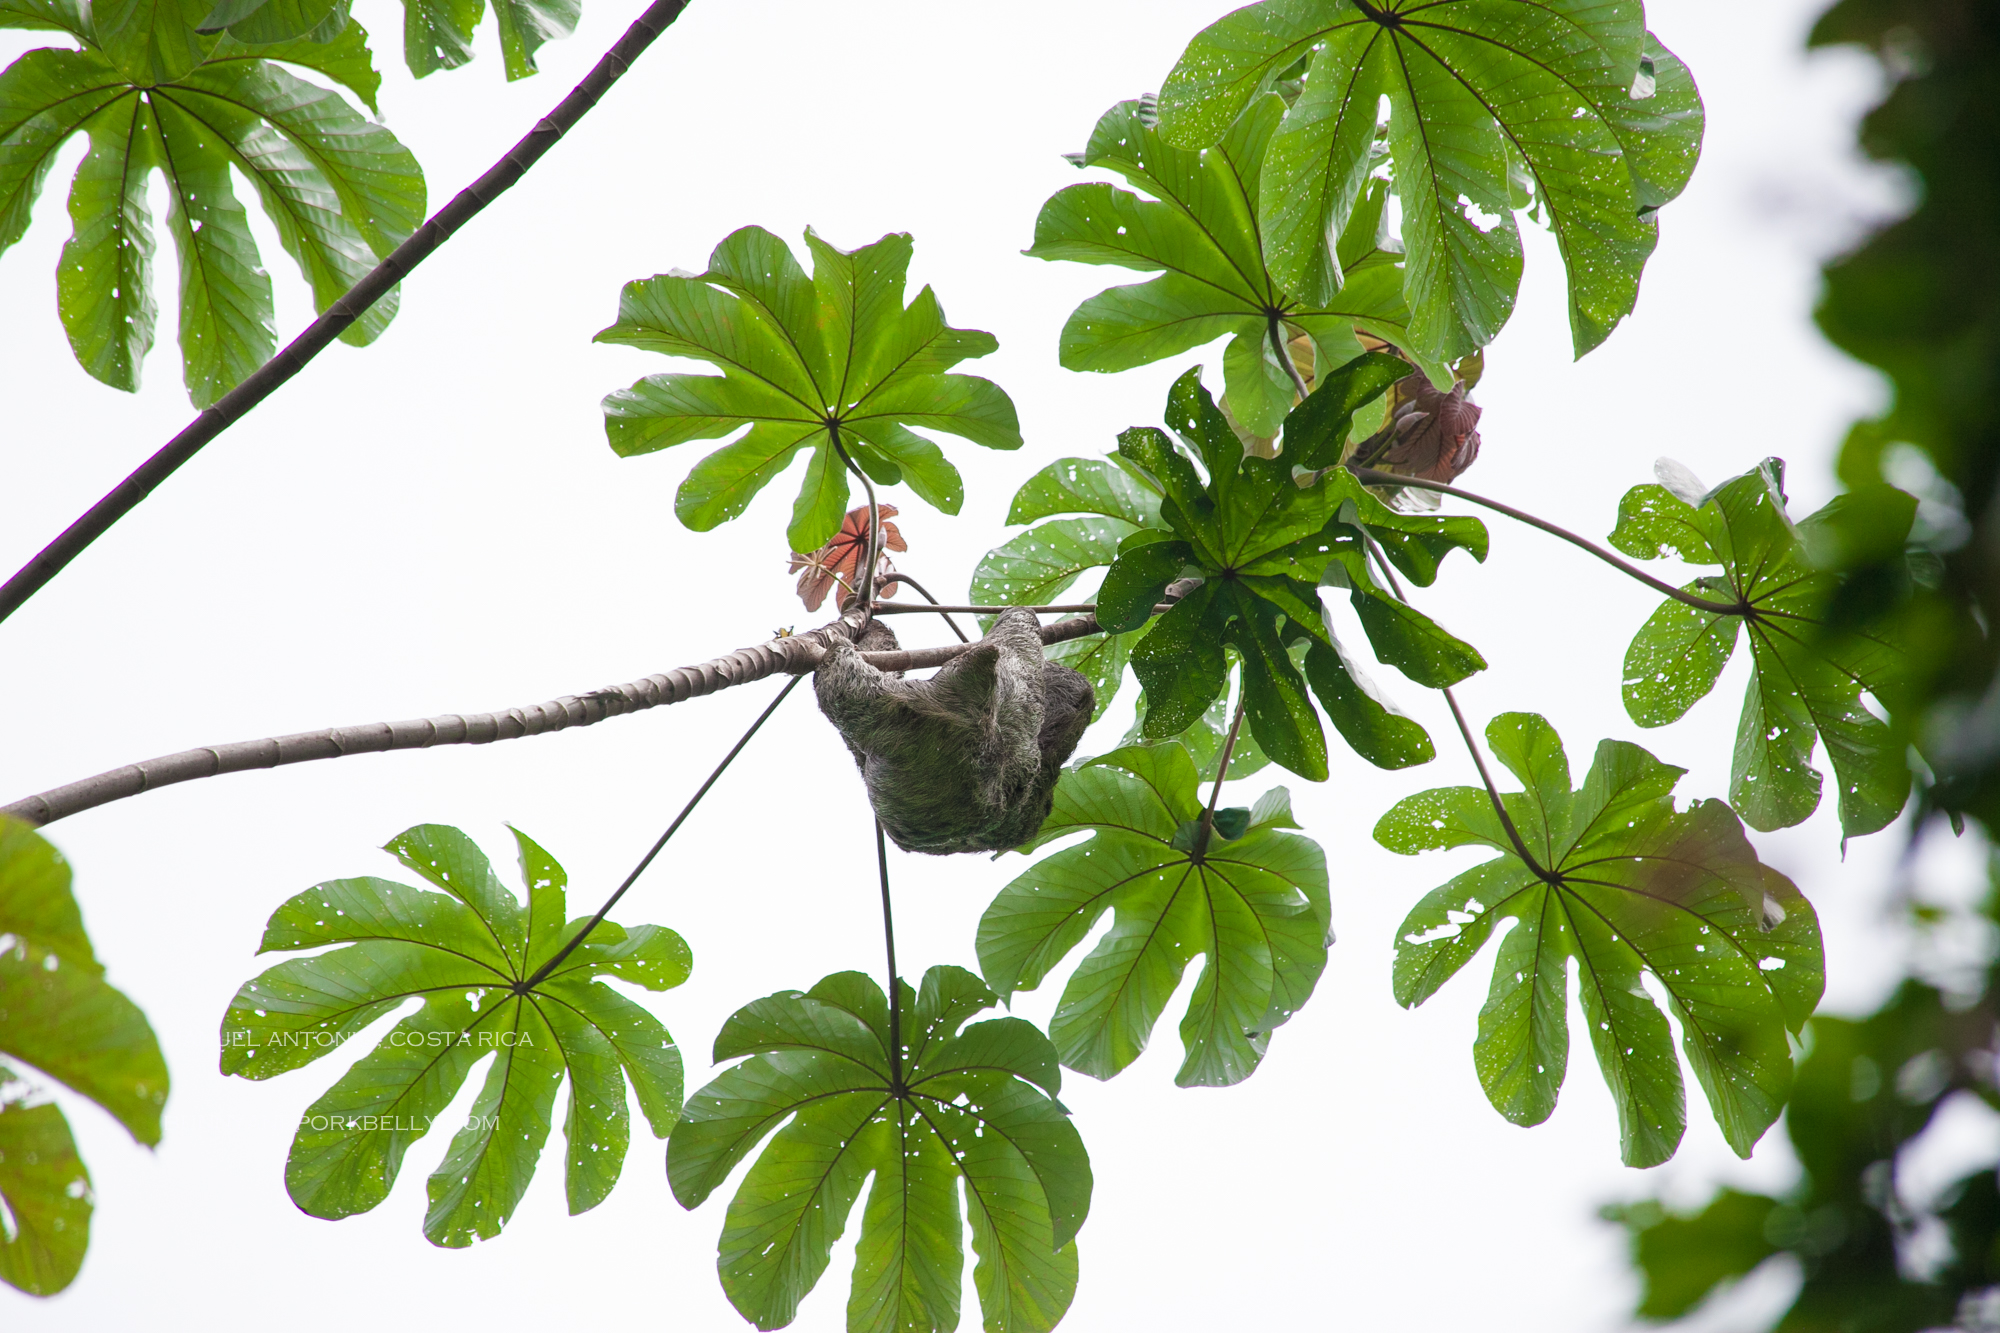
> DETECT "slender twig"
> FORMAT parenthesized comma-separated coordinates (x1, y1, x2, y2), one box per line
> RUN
(871, 602, 1179, 617)
(828, 432, 881, 613)
(1355, 530, 1548, 878)
(1195, 700, 1248, 857)
(1347, 467, 1746, 615)
(1268, 312, 1311, 404)
(1, 614, 1111, 828)
(875, 819, 903, 1092)
(875, 572, 968, 643)
(1439, 687, 1549, 880)
(519, 676, 800, 990)
(0, 0, 694, 629)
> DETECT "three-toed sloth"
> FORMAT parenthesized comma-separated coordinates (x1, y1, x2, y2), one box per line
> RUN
(814, 608, 1094, 855)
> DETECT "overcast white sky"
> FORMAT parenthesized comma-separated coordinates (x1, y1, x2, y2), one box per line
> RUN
(3, 1, 1985, 1329)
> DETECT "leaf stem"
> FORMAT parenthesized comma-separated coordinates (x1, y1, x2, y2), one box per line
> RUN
(1269, 312, 1312, 404)
(875, 572, 969, 643)
(0, 0, 694, 629)
(519, 674, 801, 990)
(876, 818, 903, 1093)
(1347, 467, 1746, 615)
(828, 432, 881, 614)
(1196, 699, 1248, 856)
(1439, 686, 1550, 881)
(1355, 528, 1549, 878)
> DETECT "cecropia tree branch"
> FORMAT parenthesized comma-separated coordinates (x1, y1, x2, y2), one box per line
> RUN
(1, 614, 1107, 829)
(0, 0, 694, 629)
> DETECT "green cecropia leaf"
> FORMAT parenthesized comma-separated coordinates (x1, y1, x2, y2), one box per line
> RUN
(1377, 713, 1823, 1167)
(1092, 367, 1479, 777)
(598, 226, 1021, 553)
(0, 1082, 92, 1298)
(0, 13, 421, 406)
(1026, 95, 1443, 439)
(219, 824, 689, 1247)
(1609, 458, 1913, 838)
(668, 965, 1090, 1333)
(1158, 1, 1704, 366)
(0, 817, 168, 1297)
(979, 744, 1330, 1087)
(187, 0, 573, 80)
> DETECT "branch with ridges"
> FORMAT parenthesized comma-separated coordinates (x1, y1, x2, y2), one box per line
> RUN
(0, 0, 695, 629)
(2, 614, 1107, 828)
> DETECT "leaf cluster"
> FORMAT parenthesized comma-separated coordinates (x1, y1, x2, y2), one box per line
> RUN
(979, 744, 1330, 1087)
(1610, 458, 1913, 837)
(0, 0, 423, 404)
(1091, 366, 1486, 779)
(1157, 0, 1704, 364)
(598, 226, 1021, 553)
(1377, 713, 1822, 1166)
(1027, 94, 1436, 438)
(219, 824, 689, 1245)
(669, 965, 1090, 1333)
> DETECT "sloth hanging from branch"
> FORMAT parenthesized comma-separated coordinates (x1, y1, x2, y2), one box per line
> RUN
(793, 505, 1094, 855)
(815, 609, 1094, 855)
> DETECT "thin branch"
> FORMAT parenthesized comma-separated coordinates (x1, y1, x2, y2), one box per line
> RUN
(520, 675, 800, 990)
(1439, 687, 1549, 880)
(2, 613, 1110, 829)
(1268, 312, 1311, 404)
(0, 0, 694, 629)
(1355, 527, 1548, 879)
(1347, 467, 1746, 615)
(876, 819, 903, 1092)
(1196, 699, 1248, 856)
(828, 432, 881, 613)
(875, 572, 968, 643)
(871, 602, 1175, 617)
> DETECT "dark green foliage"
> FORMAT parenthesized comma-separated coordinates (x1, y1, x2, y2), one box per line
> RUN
(1810, 0, 2000, 832)
(668, 966, 1091, 1333)
(1092, 367, 1481, 778)
(0, 7, 422, 405)
(219, 824, 690, 1246)
(980, 745, 1329, 1087)
(1377, 713, 1822, 1166)
(1610, 458, 1913, 837)
(1613, 974, 2000, 1329)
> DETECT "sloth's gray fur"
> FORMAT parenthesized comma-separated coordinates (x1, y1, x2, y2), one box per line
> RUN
(814, 607, 1095, 855)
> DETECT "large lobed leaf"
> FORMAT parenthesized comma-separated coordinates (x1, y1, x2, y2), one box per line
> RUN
(0, 818, 169, 1296)
(219, 823, 690, 1246)
(669, 965, 1091, 1333)
(1087, 366, 1481, 778)
(1609, 458, 1912, 838)
(598, 226, 1021, 553)
(979, 745, 1329, 1087)
(1027, 95, 1440, 436)
(1376, 713, 1823, 1166)
(0, 13, 422, 406)
(1158, 1, 1704, 366)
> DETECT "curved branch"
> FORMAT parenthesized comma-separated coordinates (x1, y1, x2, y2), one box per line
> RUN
(1347, 467, 1746, 615)
(1, 614, 1107, 829)
(0, 0, 694, 629)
